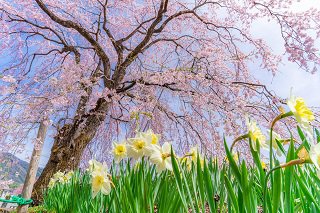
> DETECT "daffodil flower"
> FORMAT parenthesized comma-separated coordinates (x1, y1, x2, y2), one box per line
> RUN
(142, 129, 161, 145)
(127, 135, 149, 159)
(287, 91, 314, 137)
(88, 159, 107, 173)
(232, 153, 239, 162)
(88, 160, 113, 198)
(48, 170, 74, 188)
(149, 142, 173, 172)
(53, 171, 65, 183)
(246, 117, 268, 151)
(112, 141, 127, 163)
(62, 171, 74, 183)
(48, 178, 56, 188)
(65, 171, 74, 179)
(180, 156, 192, 171)
(91, 170, 112, 198)
(181, 146, 205, 170)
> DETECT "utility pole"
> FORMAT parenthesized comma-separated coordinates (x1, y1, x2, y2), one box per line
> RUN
(17, 120, 48, 213)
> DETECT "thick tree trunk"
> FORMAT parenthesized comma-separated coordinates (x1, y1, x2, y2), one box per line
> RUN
(31, 128, 88, 204)
(32, 100, 109, 204)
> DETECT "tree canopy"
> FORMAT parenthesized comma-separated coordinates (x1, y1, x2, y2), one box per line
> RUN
(0, 0, 319, 182)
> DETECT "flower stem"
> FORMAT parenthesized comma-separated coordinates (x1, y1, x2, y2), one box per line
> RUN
(230, 134, 249, 152)
(263, 158, 305, 212)
(270, 111, 294, 129)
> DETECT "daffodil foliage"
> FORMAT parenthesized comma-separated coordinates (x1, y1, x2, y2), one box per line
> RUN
(37, 94, 320, 212)
(43, 125, 320, 213)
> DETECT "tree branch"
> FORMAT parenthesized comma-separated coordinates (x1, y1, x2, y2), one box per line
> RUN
(35, 0, 112, 88)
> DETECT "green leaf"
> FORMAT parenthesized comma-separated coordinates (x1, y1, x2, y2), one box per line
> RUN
(275, 138, 286, 156)
(284, 138, 295, 213)
(272, 160, 282, 213)
(196, 154, 205, 210)
(248, 138, 265, 187)
(224, 175, 239, 212)
(240, 161, 251, 212)
(297, 126, 310, 150)
(170, 146, 188, 211)
(295, 172, 320, 211)
(203, 158, 216, 212)
(315, 128, 320, 143)
(224, 138, 241, 183)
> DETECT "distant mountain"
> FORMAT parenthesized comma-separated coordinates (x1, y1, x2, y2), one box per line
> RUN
(0, 152, 43, 184)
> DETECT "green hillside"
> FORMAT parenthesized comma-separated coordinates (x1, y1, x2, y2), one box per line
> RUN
(0, 152, 43, 185)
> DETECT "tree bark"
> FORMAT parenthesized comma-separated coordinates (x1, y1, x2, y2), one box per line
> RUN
(32, 99, 109, 204)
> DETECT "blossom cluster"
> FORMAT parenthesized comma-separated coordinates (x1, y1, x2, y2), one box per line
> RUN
(82, 130, 205, 198)
(49, 161, 113, 198)
(48, 171, 74, 188)
(112, 129, 205, 173)
(0, 180, 14, 190)
(87, 160, 113, 198)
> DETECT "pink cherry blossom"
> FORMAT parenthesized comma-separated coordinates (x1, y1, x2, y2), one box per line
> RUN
(0, 0, 318, 181)
(1, 75, 16, 83)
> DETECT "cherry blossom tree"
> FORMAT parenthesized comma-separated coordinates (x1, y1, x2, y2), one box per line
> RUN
(0, 0, 319, 201)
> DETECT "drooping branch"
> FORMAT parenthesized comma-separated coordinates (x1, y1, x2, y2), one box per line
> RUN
(35, 0, 112, 88)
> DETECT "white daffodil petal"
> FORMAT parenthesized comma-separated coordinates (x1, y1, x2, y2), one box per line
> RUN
(101, 181, 112, 195)
(113, 142, 127, 163)
(162, 142, 171, 153)
(310, 143, 320, 170)
(91, 175, 103, 198)
(165, 158, 173, 171)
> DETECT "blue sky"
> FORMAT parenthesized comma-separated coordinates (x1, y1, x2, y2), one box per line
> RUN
(13, 0, 320, 167)
(257, 63, 320, 106)
(251, 0, 320, 107)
